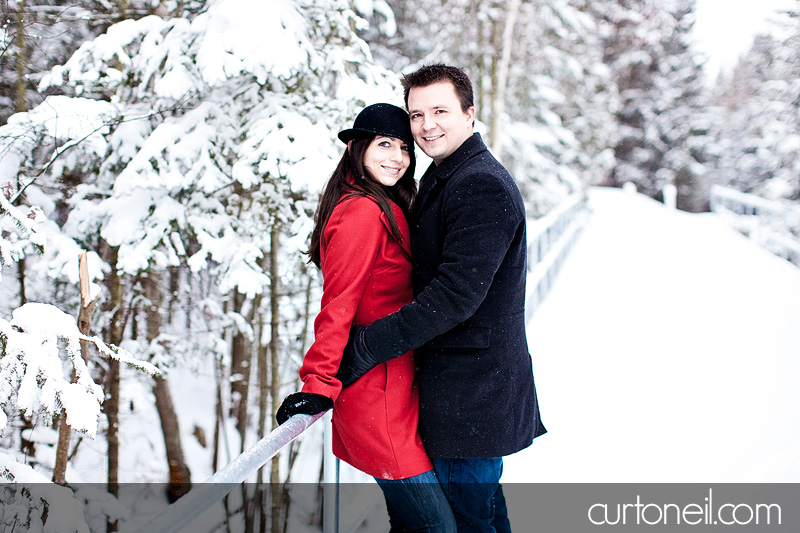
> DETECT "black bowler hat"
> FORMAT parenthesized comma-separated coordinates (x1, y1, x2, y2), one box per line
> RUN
(338, 103, 414, 147)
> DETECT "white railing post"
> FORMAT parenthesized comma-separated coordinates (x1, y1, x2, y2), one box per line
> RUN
(322, 410, 338, 533)
(662, 183, 677, 210)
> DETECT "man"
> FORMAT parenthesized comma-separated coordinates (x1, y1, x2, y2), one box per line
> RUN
(343, 64, 546, 531)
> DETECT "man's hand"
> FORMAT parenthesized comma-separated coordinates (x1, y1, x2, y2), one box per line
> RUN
(276, 392, 333, 425)
(336, 325, 384, 387)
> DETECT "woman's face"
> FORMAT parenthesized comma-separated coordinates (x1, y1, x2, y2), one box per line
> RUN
(363, 136, 411, 187)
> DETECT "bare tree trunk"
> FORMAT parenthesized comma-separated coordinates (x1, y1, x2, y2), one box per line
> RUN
(471, 0, 488, 123)
(214, 354, 235, 528)
(489, 0, 522, 156)
(53, 252, 98, 485)
(297, 264, 314, 357)
(229, 289, 251, 446)
(17, 259, 26, 306)
(167, 266, 179, 324)
(95, 244, 125, 533)
(14, 1, 28, 306)
(14, 0, 27, 115)
(143, 271, 192, 502)
(213, 355, 227, 472)
(152, 376, 191, 501)
(229, 287, 256, 532)
(268, 223, 283, 533)
(255, 293, 268, 532)
(488, 3, 502, 152)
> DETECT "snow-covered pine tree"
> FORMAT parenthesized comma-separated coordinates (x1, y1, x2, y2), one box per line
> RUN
(652, 0, 712, 212)
(710, 0, 800, 202)
(592, 0, 711, 211)
(0, 0, 171, 126)
(498, 0, 618, 214)
(1, 0, 406, 528)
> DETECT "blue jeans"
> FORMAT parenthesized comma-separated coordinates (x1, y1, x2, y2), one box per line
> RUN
(431, 457, 511, 533)
(375, 469, 457, 533)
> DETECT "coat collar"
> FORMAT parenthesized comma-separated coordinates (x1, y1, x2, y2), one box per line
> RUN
(419, 132, 487, 185)
(414, 133, 487, 222)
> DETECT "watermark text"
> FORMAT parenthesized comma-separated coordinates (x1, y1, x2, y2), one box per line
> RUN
(588, 488, 781, 526)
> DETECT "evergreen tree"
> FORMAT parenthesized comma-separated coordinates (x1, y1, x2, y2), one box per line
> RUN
(0, 1, 177, 126)
(593, 0, 711, 211)
(0, 0, 403, 528)
(710, 1, 800, 202)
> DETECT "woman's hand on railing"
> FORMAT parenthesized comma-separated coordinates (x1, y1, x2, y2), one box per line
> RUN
(276, 392, 333, 425)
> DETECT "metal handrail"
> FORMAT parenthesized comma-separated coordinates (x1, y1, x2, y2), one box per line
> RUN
(132, 411, 328, 533)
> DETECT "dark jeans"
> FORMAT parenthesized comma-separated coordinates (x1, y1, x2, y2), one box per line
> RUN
(431, 457, 511, 533)
(375, 469, 457, 533)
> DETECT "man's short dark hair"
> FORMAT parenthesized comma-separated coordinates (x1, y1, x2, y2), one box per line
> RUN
(401, 64, 474, 113)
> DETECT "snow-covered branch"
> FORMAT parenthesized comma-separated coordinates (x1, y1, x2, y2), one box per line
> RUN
(0, 302, 160, 438)
(0, 189, 46, 282)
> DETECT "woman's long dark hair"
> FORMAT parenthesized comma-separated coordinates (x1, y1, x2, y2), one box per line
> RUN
(306, 136, 417, 268)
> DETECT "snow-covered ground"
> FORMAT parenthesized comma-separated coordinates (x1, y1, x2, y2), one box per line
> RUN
(505, 186, 800, 483)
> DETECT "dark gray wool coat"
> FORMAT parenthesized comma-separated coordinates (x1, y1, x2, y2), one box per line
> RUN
(365, 133, 547, 458)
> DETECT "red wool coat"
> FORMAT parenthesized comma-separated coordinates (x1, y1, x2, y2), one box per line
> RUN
(299, 194, 432, 480)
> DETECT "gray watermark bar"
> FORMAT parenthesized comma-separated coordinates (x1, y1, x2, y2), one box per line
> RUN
(2, 482, 797, 532)
(504, 484, 798, 532)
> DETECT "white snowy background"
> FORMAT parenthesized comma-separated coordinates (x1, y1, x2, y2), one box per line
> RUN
(693, 0, 795, 79)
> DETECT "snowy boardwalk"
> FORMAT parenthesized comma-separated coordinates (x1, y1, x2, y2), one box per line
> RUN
(505, 187, 800, 482)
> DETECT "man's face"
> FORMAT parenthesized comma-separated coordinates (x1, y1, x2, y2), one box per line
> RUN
(407, 81, 475, 165)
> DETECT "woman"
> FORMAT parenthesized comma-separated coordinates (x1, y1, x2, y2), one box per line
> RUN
(276, 103, 456, 532)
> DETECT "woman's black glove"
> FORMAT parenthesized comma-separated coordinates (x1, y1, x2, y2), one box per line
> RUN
(276, 392, 333, 425)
